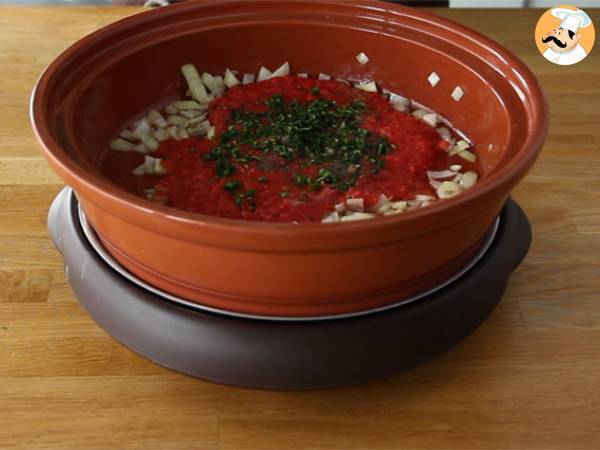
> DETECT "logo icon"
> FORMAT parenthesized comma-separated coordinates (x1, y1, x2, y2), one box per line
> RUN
(535, 5, 595, 66)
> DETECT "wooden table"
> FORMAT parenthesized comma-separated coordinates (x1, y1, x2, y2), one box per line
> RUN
(1, 6, 599, 449)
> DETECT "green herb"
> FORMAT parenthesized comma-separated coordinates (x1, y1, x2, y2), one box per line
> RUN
(258, 176, 268, 183)
(246, 188, 256, 199)
(224, 180, 241, 193)
(310, 86, 321, 95)
(279, 191, 290, 198)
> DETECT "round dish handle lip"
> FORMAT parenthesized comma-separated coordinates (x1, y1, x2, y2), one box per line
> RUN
(48, 186, 71, 254)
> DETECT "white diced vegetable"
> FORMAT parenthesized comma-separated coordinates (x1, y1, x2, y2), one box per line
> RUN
(178, 129, 189, 139)
(242, 73, 255, 84)
(257, 66, 272, 81)
(355, 52, 369, 65)
(436, 127, 452, 142)
(340, 212, 376, 222)
(153, 128, 170, 142)
(449, 164, 462, 172)
(346, 198, 364, 212)
(167, 115, 186, 126)
(171, 100, 206, 111)
(154, 158, 167, 175)
(297, 73, 308, 78)
(181, 64, 209, 102)
(451, 86, 464, 102)
(355, 81, 377, 92)
(422, 113, 438, 127)
(109, 138, 136, 152)
(143, 136, 159, 152)
(427, 169, 456, 179)
(459, 171, 478, 189)
(165, 104, 178, 115)
(201, 72, 225, 95)
(119, 129, 136, 141)
(269, 62, 290, 78)
(458, 150, 477, 163)
(318, 73, 331, 80)
(371, 194, 391, 214)
(131, 164, 146, 176)
(167, 126, 181, 140)
(456, 140, 470, 150)
(427, 71, 440, 87)
(147, 110, 168, 128)
(224, 68, 240, 88)
(436, 181, 462, 198)
(412, 109, 428, 119)
(207, 125, 216, 140)
(334, 202, 346, 214)
(321, 211, 340, 223)
(132, 118, 152, 140)
(179, 109, 203, 119)
(390, 200, 408, 211)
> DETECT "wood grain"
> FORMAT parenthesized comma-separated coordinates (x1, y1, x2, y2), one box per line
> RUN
(0, 6, 599, 450)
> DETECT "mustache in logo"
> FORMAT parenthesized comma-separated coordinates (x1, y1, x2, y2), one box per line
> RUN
(542, 35, 567, 48)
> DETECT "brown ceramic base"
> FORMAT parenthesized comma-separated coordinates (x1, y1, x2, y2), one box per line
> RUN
(48, 188, 531, 390)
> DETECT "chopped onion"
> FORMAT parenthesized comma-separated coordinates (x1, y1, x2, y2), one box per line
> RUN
(167, 115, 186, 126)
(436, 181, 462, 199)
(171, 100, 206, 111)
(355, 81, 377, 92)
(355, 52, 369, 65)
(346, 198, 364, 212)
(412, 109, 428, 119)
(147, 110, 168, 128)
(318, 73, 331, 80)
(167, 126, 181, 141)
(429, 179, 442, 189)
(201, 72, 225, 95)
(422, 113, 438, 127)
(153, 128, 170, 142)
(131, 164, 146, 176)
(297, 72, 308, 78)
(224, 68, 240, 88)
(451, 86, 464, 102)
(460, 171, 478, 189)
(207, 125, 216, 140)
(458, 150, 477, 163)
(269, 61, 290, 78)
(257, 66, 272, 81)
(321, 211, 340, 223)
(427, 169, 456, 180)
(154, 159, 167, 175)
(181, 64, 209, 102)
(165, 104, 178, 115)
(390, 201, 407, 211)
(371, 194, 391, 214)
(335, 77, 351, 86)
(427, 72, 440, 87)
(456, 140, 470, 150)
(334, 202, 345, 214)
(142, 136, 159, 152)
(436, 127, 452, 142)
(179, 109, 203, 119)
(415, 194, 435, 202)
(133, 143, 148, 154)
(340, 212, 375, 222)
(109, 138, 136, 152)
(143, 156, 157, 172)
(178, 129, 189, 139)
(242, 73, 255, 84)
(449, 164, 462, 172)
(132, 118, 152, 140)
(119, 129, 136, 141)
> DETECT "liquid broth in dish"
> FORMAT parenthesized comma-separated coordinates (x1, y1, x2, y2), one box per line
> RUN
(108, 61, 480, 223)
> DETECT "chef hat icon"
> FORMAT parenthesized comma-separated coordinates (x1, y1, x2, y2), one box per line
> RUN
(551, 7, 592, 34)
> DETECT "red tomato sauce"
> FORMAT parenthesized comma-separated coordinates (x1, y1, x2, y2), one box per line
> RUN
(154, 76, 471, 222)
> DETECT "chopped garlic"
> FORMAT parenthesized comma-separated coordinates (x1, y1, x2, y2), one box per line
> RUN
(110, 138, 137, 152)
(143, 136, 160, 152)
(167, 126, 180, 141)
(201, 73, 225, 95)
(224, 68, 240, 88)
(427, 72, 440, 87)
(178, 129, 189, 140)
(355, 81, 377, 92)
(334, 202, 346, 214)
(181, 64, 209, 102)
(257, 66, 272, 81)
(449, 164, 462, 172)
(131, 164, 146, 176)
(456, 140, 470, 150)
(427, 169, 456, 180)
(436, 127, 452, 142)
(318, 73, 331, 80)
(242, 73, 255, 84)
(179, 109, 203, 119)
(132, 118, 151, 141)
(269, 62, 290, 78)
(346, 198, 364, 212)
(356, 52, 369, 65)
(389, 92, 410, 112)
(451, 86, 464, 102)
(153, 128, 170, 142)
(165, 104, 178, 115)
(297, 73, 308, 78)
(371, 194, 391, 214)
(412, 109, 428, 119)
(390, 201, 408, 211)
(154, 158, 167, 175)
(458, 150, 477, 163)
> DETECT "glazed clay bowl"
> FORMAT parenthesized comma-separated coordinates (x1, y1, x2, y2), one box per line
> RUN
(32, 0, 547, 317)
